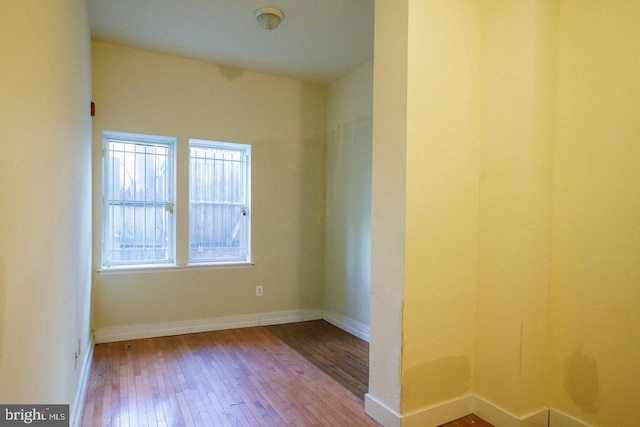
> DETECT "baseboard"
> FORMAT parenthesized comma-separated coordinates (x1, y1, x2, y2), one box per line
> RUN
(365, 393, 401, 427)
(365, 394, 474, 427)
(472, 395, 522, 427)
(473, 397, 590, 427)
(549, 409, 589, 427)
(93, 308, 323, 343)
(370, 394, 587, 427)
(473, 395, 548, 427)
(322, 309, 370, 342)
(70, 335, 94, 427)
(401, 395, 474, 427)
(522, 409, 551, 427)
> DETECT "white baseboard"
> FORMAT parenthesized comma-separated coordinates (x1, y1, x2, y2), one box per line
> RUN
(549, 409, 589, 427)
(472, 397, 589, 427)
(472, 395, 522, 427)
(473, 395, 549, 427)
(93, 308, 323, 343)
(522, 409, 551, 427)
(322, 309, 370, 342)
(364, 393, 473, 427)
(93, 308, 370, 345)
(70, 335, 94, 427)
(364, 393, 590, 427)
(365, 393, 401, 427)
(402, 395, 474, 427)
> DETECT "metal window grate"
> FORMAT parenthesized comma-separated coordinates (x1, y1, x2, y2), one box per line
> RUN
(189, 140, 251, 263)
(102, 132, 175, 266)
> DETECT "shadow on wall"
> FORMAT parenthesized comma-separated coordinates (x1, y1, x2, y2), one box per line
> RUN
(326, 115, 372, 320)
(217, 65, 244, 81)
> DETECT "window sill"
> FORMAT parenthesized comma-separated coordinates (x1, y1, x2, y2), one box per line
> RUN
(97, 261, 254, 275)
(184, 261, 255, 271)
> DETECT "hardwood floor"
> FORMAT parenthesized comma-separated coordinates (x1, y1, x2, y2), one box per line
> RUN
(81, 320, 492, 426)
(81, 322, 380, 426)
(440, 414, 493, 427)
(266, 320, 369, 400)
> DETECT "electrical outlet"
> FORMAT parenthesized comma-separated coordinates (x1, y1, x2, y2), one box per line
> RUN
(74, 338, 81, 370)
(256, 285, 263, 297)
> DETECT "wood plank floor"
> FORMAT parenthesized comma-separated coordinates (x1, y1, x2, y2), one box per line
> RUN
(266, 321, 369, 400)
(440, 414, 493, 427)
(81, 322, 380, 426)
(81, 320, 492, 426)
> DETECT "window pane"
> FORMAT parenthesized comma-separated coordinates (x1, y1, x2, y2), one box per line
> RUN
(103, 132, 175, 267)
(189, 140, 251, 263)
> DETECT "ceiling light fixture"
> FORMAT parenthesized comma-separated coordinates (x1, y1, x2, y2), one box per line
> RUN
(254, 7, 284, 31)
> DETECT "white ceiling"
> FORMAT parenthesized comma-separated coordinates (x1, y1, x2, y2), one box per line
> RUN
(86, 0, 374, 85)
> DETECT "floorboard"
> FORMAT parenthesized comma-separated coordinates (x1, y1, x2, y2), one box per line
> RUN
(266, 320, 369, 400)
(82, 322, 380, 426)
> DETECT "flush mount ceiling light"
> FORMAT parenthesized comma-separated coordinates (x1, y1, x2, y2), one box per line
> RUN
(254, 7, 284, 31)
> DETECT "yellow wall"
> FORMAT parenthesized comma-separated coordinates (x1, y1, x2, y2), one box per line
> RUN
(0, 0, 92, 420)
(3, 2, 635, 425)
(551, 1, 640, 425)
(370, 1, 640, 425)
(91, 41, 326, 330)
(475, 0, 556, 416)
(402, 0, 481, 412)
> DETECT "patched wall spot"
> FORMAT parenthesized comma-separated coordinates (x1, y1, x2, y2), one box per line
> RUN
(563, 350, 600, 414)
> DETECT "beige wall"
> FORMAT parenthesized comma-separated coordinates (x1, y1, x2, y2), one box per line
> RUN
(324, 60, 373, 328)
(551, 1, 640, 425)
(475, 0, 556, 416)
(0, 0, 93, 421)
(91, 41, 326, 329)
(370, 0, 640, 425)
(2, 2, 636, 425)
(402, 0, 481, 412)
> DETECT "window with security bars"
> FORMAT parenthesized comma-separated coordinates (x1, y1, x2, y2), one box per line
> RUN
(189, 139, 251, 263)
(102, 132, 175, 267)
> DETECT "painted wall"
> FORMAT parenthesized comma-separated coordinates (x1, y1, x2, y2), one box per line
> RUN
(369, 1, 640, 426)
(475, 0, 556, 417)
(324, 60, 373, 330)
(402, 0, 481, 412)
(551, 1, 640, 425)
(91, 42, 326, 330)
(367, 0, 409, 416)
(0, 0, 93, 421)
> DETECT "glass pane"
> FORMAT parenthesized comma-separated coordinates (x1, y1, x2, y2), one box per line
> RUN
(189, 142, 249, 262)
(190, 204, 247, 261)
(103, 135, 174, 266)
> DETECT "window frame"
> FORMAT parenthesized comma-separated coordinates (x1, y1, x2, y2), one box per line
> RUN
(188, 139, 252, 265)
(101, 131, 177, 268)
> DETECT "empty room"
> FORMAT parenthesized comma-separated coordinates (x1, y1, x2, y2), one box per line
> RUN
(1, 1, 639, 427)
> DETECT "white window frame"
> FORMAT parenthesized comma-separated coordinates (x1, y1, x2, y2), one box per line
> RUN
(101, 131, 176, 268)
(188, 139, 252, 265)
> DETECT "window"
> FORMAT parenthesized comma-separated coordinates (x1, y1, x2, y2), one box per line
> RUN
(100, 133, 251, 270)
(189, 139, 251, 264)
(102, 132, 175, 267)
